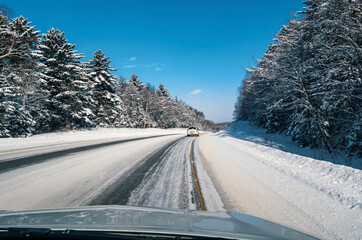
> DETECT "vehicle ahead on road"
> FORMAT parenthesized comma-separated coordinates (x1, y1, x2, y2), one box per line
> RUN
(0, 205, 319, 240)
(187, 126, 199, 136)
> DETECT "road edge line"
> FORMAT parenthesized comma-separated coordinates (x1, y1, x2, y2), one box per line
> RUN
(190, 138, 207, 211)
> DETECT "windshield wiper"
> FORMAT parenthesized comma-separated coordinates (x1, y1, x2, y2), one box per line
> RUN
(0, 227, 227, 240)
(0, 227, 52, 239)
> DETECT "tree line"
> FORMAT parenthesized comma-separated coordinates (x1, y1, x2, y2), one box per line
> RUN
(234, 0, 361, 157)
(0, 11, 215, 137)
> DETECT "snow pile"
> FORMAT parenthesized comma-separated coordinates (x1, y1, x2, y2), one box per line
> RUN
(223, 121, 362, 169)
(218, 121, 362, 210)
(210, 121, 362, 239)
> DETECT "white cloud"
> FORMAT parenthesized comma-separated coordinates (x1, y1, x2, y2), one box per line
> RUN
(123, 63, 161, 69)
(145, 63, 156, 68)
(189, 89, 203, 95)
(123, 65, 137, 69)
(129, 57, 137, 61)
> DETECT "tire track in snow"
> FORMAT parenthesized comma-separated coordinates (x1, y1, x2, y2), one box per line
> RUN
(0, 134, 183, 211)
(88, 137, 184, 206)
(125, 137, 203, 210)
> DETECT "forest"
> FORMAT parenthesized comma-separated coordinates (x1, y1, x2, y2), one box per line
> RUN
(234, 0, 361, 157)
(0, 9, 215, 138)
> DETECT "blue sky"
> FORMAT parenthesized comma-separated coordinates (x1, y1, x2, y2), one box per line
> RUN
(4, 0, 304, 122)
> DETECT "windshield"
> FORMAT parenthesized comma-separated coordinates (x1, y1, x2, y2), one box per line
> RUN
(0, 1, 360, 240)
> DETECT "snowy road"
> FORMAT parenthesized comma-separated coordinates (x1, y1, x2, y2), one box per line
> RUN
(0, 131, 223, 213)
(0, 127, 360, 239)
(125, 136, 222, 211)
(91, 137, 205, 210)
(0, 133, 186, 210)
(0, 134, 180, 173)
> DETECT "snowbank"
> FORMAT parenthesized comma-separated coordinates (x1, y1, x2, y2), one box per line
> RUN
(205, 121, 362, 239)
(219, 121, 362, 211)
(223, 121, 361, 169)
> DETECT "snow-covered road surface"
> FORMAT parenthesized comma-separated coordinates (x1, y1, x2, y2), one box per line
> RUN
(126, 136, 223, 211)
(0, 126, 360, 239)
(127, 137, 202, 209)
(0, 129, 223, 214)
(0, 134, 181, 173)
(0, 132, 185, 210)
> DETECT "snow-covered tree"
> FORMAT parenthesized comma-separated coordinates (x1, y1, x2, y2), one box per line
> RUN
(234, 0, 361, 157)
(129, 73, 142, 86)
(301, 0, 361, 155)
(119, 74, 154, 127)
(139, 84, 158, 128)
(0, 74, 35, 137)
(0, 13, 44, 136)
(154, 84, 177, 128)
(0, 12, 17, 61)
(9, 16, 51, 133)
(38, 28, 94, 131)
(89, 50, 125, 127)
(0, 12, 215, 137)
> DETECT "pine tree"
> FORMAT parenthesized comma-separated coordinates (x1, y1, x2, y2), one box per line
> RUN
(140, 84, 158, 128)
(89, 49, 124, 127)
(299, 0, 361, 154)
(0, 75, 35, 137)
(119, 74, 152, 127)
(234, 0, 362, 157)
(10, 16, 51, 133)
(129, 73, 142, 86)
(0, 14, 37, 137)
(0, 12, 17, 60)
(38, 28, 94, 131)
(154, 84, 180, 128)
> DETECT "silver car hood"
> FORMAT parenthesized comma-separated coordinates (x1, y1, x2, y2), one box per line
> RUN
(0, 205, 318, 239)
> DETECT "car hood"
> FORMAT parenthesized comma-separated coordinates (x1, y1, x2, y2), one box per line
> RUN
(0, 205, 318, 239)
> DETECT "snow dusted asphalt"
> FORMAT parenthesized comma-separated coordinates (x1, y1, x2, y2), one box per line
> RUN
(0, 126, 361, 239)
(127, 137, 201, 209)
(0, 131, 185, 210)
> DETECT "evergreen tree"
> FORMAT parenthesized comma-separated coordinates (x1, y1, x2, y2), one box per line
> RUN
(0, 12, 17, 60)
(38, 28, 94, 130)
(0, 75, 35, 137)
(234, 0, 361, 157)
(0, 13, 38, 137)
(10, 16, 51, 133)
(300, 0, 361, 154)
(89, 49, 124, 127)
(154, 84, 181, 128)
(0, 12, 215, 137)
(140, 84, 158, 128)
(119, 74, 153, 127)
(129, 73, 142, 86)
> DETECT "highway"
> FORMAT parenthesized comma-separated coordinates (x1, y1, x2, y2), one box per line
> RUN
(0, 133, 222, 212)
(0, 130, 345, 239)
